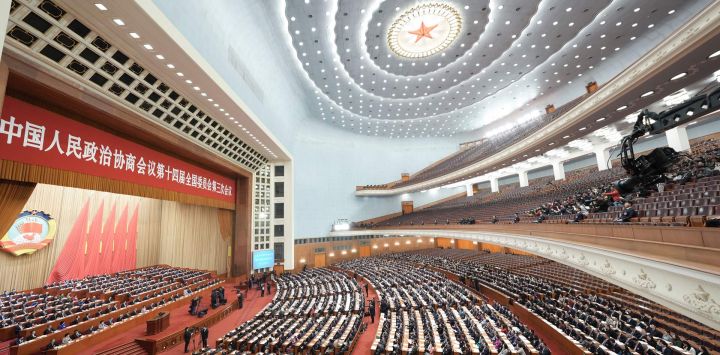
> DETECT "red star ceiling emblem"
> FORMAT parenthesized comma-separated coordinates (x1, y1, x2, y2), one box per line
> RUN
(408, 21, 438, 43)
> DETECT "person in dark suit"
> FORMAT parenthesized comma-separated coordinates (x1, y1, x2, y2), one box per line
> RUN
(200, 326, 209, 348)
(183, 327, 192, 353)
(616, 201, 638, 222)
(368, 300, 375, 323)
(237, 292, 244, 309)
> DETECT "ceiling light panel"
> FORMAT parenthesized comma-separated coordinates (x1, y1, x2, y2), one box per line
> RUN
(282, 0, 699, 137)
(6, 0, 269, 169)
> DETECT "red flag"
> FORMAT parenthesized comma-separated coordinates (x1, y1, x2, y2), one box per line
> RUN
(97, 204, 116, 274)
(83, 202, 105, 277)
(125, 205, 139, 271)
(110, 205, 129, 273)
(46, 200, 89, 284)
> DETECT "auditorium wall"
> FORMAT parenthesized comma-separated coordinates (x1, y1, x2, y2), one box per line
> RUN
(0, 184, 229, 290)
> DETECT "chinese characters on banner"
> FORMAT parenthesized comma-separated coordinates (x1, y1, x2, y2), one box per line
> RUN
(0, 97, 234, 203)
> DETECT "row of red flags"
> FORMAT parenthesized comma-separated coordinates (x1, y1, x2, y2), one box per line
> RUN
(46, 202, 139, 283)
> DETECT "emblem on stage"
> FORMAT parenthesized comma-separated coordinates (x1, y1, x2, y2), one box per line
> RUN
(0, 210, 57, 256)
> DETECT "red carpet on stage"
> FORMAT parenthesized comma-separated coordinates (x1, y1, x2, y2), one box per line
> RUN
(81, 283, 273, 354)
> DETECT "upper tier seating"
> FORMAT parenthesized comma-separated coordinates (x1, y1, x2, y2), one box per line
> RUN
(359, 93, 591, 190)
(363, 138, 720, 228)
(214, 268, 363, 354)
(336, 257, 550, 355)
(3, 266, 219, 354)
(389, 249, 719, 354)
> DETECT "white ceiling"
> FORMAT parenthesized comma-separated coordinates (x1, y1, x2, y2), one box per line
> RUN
(279, 0, 711, 137)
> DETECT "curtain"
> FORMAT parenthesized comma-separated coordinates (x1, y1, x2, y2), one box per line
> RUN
(217, 209, 234, 242)
(0, 179, 36, 239)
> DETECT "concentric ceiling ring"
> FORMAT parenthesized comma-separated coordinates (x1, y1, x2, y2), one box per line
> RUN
(387, 3, 462, 59)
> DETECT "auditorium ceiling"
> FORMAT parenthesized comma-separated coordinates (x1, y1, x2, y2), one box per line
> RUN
(280, 0, 712, 137)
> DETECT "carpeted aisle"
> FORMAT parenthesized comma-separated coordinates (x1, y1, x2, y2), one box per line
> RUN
(163, 286, 272, 355)
(352, 278, 379, 355)
(81, 283, 272, 355)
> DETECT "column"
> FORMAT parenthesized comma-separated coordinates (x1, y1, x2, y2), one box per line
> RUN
(594, 148, 612, 171)
(490, 178, 499, 193)
(465, 184, 474, 197)
(518, 171, 529, 187)
(552, 161, 565, 181)
(0, 0, 9, 62)
(666, 126, 692, 152)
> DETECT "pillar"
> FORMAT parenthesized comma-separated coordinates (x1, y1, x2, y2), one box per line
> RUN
(465, 184, 473, 197)
(594, 148, 611, 171)
(518, 171, 529, 187)
(552, 161, 565, 181)
(0, 0, 10, 62)
(666, 126, 692, 153)
(490, 178, 499, 193)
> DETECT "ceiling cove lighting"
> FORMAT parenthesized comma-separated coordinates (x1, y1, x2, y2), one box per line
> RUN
(670, 72, 687, 81)
(663, 89, 690, 107)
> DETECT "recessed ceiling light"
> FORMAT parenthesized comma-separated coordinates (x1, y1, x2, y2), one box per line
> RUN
(578, 127, 586, 131)
(129, 32, 139, 39)
(193, 86, 200, 91)
(641, 90, 654, 97)
(709, 50, 720, 59)
(143, 44, 153, 50)
(176, 72, 184, 77)
(668, 9, 676, 14)
(113, 19, 125, 26)
(596, 117, 606, 122)
(166, 64, 175, 69)
(185, 79, 192, 84)
(617, 105, 628, 111)
(566, 7, 572, 12)
(670, 72, 686, 80)
(95, 3, 108, 11)
(155, 54, 164, 60)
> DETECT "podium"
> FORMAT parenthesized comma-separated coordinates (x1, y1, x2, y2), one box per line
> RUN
(146, 312, 170, 335)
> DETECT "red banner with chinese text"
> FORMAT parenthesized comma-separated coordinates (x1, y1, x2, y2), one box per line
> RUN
(0, 97, 234, 203)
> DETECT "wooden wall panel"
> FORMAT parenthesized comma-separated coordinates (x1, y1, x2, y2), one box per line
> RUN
(456, 239, 475, 250)
(436, 237, 453, 248)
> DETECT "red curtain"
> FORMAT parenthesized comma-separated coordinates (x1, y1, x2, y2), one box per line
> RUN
(125, 206, 139, 271)
(83, 202, 105, 277)
(46, 201, 89, 284)
(110, 205, 128, 273)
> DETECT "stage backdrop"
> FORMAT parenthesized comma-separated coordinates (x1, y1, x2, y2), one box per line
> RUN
(0, 183, 230, 290)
